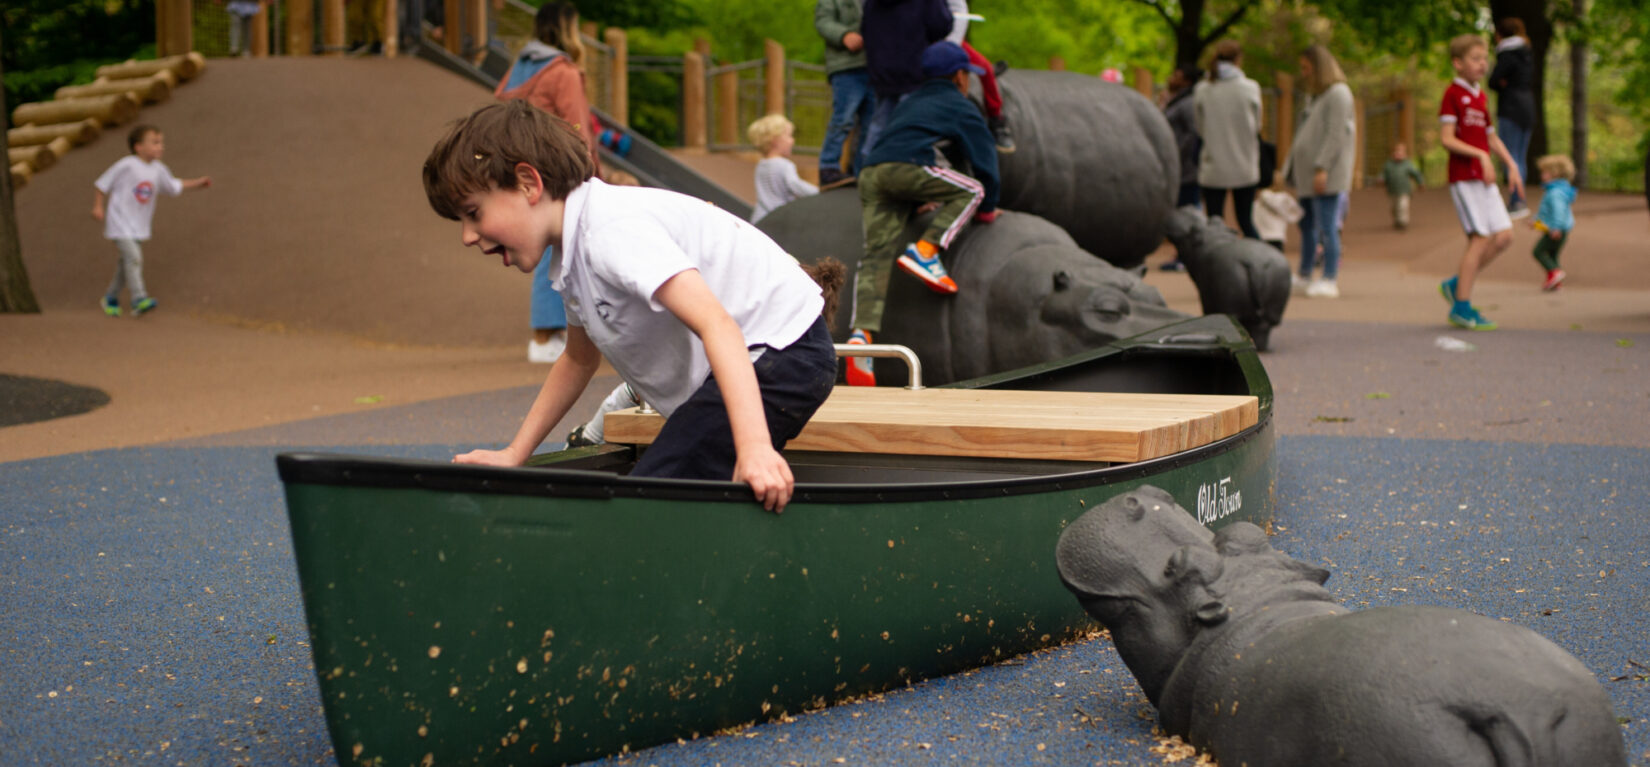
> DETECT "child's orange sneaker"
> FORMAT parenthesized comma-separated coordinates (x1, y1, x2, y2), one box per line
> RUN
(896, 244, 958, 295)
(844, 329, 876, 387)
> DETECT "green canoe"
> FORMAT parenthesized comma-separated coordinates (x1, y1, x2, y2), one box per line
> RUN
(276, 314, 1275, 766)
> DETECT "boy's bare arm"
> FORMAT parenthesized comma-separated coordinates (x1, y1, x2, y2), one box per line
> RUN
(654, 269, 794, 513)
(182, 176, 213, 191)
(91, 189, 108, 221)
(1486, 133, 1524, 197)
(455, 326, 600, 467)
(1439, 123, 1498, 186)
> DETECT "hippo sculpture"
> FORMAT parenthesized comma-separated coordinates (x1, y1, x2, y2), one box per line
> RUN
(989, 70, 1178, 269)
(1055, 486, 1629, 767)
(1162, 207, 1292, 351)
(756, 188, 1188, 386)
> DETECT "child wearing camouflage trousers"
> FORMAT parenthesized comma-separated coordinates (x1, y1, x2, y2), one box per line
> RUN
(846, 41, 999, 386)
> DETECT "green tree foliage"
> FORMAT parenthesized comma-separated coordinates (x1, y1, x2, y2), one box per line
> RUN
(1, 0, 155, 106)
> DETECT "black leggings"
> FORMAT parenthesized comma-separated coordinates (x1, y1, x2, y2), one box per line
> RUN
(1201, 186, 1260, 240)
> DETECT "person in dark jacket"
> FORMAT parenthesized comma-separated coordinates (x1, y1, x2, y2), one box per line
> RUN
(814, 0, 873, 186)
(1489, 17, 1536, 219)
(857, 0, 954, 161)
(1159, 63, 1202, 271)
(844, 41, 1001, 387)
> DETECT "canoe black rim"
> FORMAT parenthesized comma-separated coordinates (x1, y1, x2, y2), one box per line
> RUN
(275, 407, 1272, 506)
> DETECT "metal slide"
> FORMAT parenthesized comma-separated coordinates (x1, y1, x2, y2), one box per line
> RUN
(414, 39, 754, 219)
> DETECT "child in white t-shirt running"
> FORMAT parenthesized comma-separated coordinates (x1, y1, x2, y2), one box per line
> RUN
(92, 125, 211, 317)
(748, 114, 819, 222)
(423, 100, 837, 512)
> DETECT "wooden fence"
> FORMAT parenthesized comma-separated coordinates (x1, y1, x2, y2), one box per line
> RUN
(155, 1, 1418, 188)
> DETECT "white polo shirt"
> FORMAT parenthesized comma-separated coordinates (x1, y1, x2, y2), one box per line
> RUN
(552, 179, 824, 417)
(94, 155, 183, 241)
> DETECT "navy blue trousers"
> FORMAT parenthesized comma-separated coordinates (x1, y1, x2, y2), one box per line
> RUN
(630, 316, 836, 481)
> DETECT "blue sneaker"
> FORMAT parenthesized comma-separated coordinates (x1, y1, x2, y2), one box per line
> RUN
(1438, 276, 1458, 304)
(133, 297, 157, 316)
(101, 297, 121, 317)
(1448, 305, 1497, 331)
(895, 244, 958, 295)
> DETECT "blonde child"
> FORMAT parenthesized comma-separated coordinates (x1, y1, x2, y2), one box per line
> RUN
(1437, 34, 1524, 331)
(424, 101, 835, 512)
(92, 125, 211, 317)
(748, 114, 819, 222)
(1530, 154, 1576, 291)
(1253, 172, 1304, 255)
(1381, 142, 1425, 229)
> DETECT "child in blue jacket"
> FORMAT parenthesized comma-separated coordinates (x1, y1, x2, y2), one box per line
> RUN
(1530, 154, 1576, 291)
(846, 41, 999, 386)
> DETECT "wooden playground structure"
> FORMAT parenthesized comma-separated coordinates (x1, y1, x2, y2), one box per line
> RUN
(7, 53, 208, 191)
(11, 0, 1421, 195)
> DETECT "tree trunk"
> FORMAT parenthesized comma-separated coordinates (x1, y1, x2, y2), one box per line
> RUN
(0, 25, 45, 314)
(1175, 0, 1207, 69)
(1491, 0, 1550, 185)
(1569, 0, 1587, 186)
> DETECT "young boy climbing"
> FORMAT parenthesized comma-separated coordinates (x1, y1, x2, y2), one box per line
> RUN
(423, 100, 836, 512)
(847, 41, 999, 387)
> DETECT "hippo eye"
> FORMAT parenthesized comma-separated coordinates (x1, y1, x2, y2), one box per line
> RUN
(1052, 271, 1072, 291)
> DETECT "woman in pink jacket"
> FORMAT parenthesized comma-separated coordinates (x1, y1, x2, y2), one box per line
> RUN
(495, 2, 597, 363)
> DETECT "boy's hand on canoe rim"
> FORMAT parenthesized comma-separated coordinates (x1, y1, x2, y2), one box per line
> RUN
(736, 447, 794, 513)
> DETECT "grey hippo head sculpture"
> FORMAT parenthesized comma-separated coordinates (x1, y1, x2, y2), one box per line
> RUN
(756, 188, 1188, 386)
(1055, 487, 1628, 767)
(1162, 206, 1292, 351)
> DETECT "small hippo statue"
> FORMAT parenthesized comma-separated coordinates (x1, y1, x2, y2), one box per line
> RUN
(1162, 207, 1291, 351)
(1055, 486, 1628, 767)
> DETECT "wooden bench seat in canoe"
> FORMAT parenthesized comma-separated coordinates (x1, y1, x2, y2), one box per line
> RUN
(603, 388, 1259, 464)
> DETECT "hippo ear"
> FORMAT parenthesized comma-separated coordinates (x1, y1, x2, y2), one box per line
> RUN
(1122, 495, 1147, 521)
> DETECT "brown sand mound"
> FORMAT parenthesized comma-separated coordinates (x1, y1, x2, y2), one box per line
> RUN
(16, 57, 528, 348)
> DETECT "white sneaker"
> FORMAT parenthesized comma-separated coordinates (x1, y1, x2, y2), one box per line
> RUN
(528, 333, 566, 363)
(1292, 273, 1310, 295)
(1306, 279, 1340, 298)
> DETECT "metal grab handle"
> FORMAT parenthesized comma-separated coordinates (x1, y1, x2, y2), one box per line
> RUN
(833, 343, 924, 390)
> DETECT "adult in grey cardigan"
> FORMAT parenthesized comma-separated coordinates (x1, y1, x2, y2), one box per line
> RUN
(1285, 45, 1356, 297)
(815, 0, 874, 184)
(1193, 41, 1262, 239)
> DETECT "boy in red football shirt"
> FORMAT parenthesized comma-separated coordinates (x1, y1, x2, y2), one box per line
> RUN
(1437, 34, 1524, 331)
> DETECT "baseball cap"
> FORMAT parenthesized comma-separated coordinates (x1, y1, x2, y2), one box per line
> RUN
(921, 41, 987, 79)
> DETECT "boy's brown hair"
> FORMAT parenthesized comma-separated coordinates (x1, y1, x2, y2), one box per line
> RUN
(127, 124, 159, 153)
(1448, 34, 1486, 61)
(423, 99, 595, 220)
(1536, 154, 1576, 180)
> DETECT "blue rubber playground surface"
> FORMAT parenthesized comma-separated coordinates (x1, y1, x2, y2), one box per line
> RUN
(3, 398, 1647, 765)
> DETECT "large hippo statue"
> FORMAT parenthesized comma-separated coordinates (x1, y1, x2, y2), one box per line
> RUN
(989, 70, 1178, 269)
(757, 188, 1188, 386)
(1163, 207, 1291, 350)
(1055, 487, 1629, 767)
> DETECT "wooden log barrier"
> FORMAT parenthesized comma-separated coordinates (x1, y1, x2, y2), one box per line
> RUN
(94, 52, 207, 83)
(11, 93, 140, 128)
(10, 162, 32, 190)
(55, 74, 174, 104)
(6, 119, 102, 148)
(47, 136, 73, 161)
(8, 145, 58, 174)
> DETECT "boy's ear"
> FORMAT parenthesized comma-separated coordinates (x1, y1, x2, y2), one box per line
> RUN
(514, 162, 545, 204)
